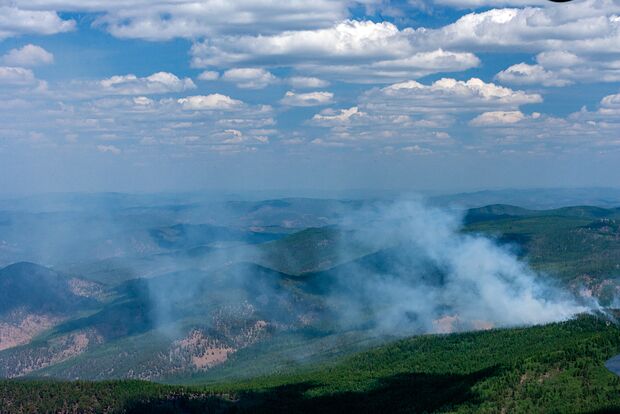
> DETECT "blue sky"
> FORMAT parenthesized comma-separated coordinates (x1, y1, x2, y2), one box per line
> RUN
(0, 0, 619, 194)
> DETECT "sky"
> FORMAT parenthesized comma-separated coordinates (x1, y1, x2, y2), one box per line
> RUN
(0, 0, 619, 195)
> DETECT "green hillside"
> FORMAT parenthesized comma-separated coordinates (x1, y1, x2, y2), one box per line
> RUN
(464, 206, 620, 284)
(0, 262, 99, 315)
(4, 203, 620, 389)
(464, 204, 620, 223)
(254, 227, 371, 275)
(2, 315, 620, 413)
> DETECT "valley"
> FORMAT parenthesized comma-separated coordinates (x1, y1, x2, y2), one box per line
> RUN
(1, 191, 620, 412)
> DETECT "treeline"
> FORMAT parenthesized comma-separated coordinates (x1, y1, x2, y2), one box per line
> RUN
(0, 380, 233, 413)
(3, 315, 620, 413)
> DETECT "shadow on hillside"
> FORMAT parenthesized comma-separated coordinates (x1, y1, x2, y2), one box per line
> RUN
(124, 366, 499, 413)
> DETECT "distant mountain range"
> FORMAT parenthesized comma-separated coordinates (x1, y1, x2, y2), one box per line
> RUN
(0, 194, 619, 382)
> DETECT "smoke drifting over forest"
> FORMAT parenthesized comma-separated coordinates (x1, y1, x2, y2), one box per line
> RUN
(143, 199, 594, 338)
(325, 200, 593, 334)
(1, 192, 615, 383)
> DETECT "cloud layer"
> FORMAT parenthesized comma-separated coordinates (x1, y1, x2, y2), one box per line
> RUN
(1, 0, 620, 190)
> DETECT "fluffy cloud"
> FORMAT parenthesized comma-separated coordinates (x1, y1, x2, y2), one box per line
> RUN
(191, 20, 480, 82)
(496, 63, 571, 87)
(192, 20, 411, 66)
(97, 144, 121, 154)
(280, 91, 333, 106)
(0, 65, 48, 95)
(11, 0, 354, 40)
(599, 93, 620, 116)
(311, 107, 366, 126)
(287, 76, 329, 88)
(221, 68, 277, 89)
(192, 0, 620, 86)
(6, 0, 620, 87)
(0, 67, 38, 86)
(95, 72, 196, 96)
(401, 144, 432, 154)
(297, 49, 480, 83)
(536, 51, 582, 69)
(569, 91, 620, 121)
(5, 0, 620, 159)
(2, 91, 275, 156)
(132, 96, 154, 106)
(432, 0, 545, 7)
(469, 110, 531, 126)
(497, 51, 620, 86)
(197, 71, 219, 81)
(458, 92, 620, 153)
(378, 78, 542, 110)
(1, 45, 54, 67)
(365, 48, 479, 73)
(0, 5, 74, 39)
(416, 0, 620, 89)
(177, 94, 243, 110)
(307, 78, 540, 149)
(423, 2, 620, 53)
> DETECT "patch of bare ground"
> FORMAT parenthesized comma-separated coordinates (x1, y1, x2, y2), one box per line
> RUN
(571, 274, 620, 299)
(0, 329, 103, 378)
(0, 310, 63, 351)
(168, 318, 270, 371)
(518, 368, 563, 387)
(68, 278, 104, 299)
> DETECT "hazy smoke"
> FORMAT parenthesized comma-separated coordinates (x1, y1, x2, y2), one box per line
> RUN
(325, 199, 591, 334)
(120, 197, 594, 338)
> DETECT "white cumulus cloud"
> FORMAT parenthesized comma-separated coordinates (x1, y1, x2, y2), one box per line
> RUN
(10, 0, 356, 40)
(96, 72, 196, 96)
(311, 106, 366, 125)
(423, 2, 620, 53)
(497, 50, 620, 86)
(0, 5, 74, 39)
(469, 110, 526, 126)
(287, 76, 330, 88)
(97, 144, 121, 154)
(380, 78, 542, 108)
(177, 94, 243, 110)
(222, 68, 277, 89)
(191, 20, 480, 82)
(1, 44, 54, 67)
(281, 91, 334, 106)
(0, 66, 38, 86)
(307, 78, 540, 149)
(197, 70, 219, 81)
(496, 63, 572, 87)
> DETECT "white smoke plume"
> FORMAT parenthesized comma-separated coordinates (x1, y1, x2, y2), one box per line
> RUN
(326, 199, 591, 334)
(83, 196, 597, 341)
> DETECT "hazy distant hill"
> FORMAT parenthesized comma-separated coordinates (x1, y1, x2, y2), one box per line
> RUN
(254, 227, 372, 275)
(2, 197, 620, 382)
(432, 187, 620, 209)
(0, 262, 101, 356)
(0, 262, 98, 315)
(0, 260, 324, 380)
(464, 204, 620, 224)
(150, 223, 283, 249)
(463, 205, 620, 300)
